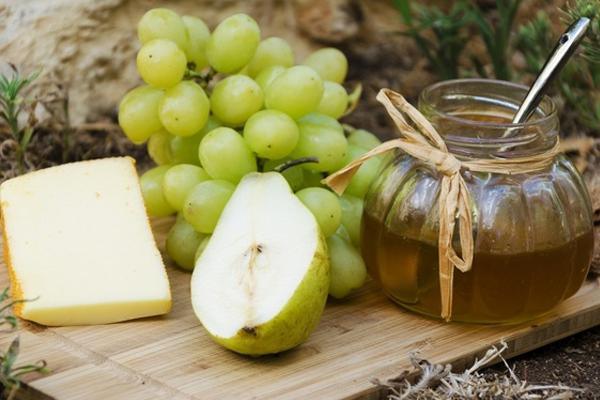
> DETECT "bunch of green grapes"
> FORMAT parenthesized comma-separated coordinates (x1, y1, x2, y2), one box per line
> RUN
(119, 8, 384, 299)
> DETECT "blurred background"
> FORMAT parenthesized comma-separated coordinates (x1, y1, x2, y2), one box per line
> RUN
(1, 0, 599, 170)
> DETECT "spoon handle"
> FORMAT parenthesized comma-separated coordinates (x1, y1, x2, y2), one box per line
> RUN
(510, 17, 590, 125)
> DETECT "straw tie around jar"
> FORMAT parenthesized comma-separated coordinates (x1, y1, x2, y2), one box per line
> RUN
(324, 88, 561, 322)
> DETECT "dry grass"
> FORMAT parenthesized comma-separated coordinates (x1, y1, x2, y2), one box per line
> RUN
(375, 343, 584, 399)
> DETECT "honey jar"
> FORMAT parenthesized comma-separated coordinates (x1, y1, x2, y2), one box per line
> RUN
(361, 79, 594, 324)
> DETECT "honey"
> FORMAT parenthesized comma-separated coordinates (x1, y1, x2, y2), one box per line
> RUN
(360, 80, 595, 323)
(362, 210, 594, 323)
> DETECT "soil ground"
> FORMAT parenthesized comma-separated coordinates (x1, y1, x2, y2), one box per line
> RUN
(484, 325, 600, 398)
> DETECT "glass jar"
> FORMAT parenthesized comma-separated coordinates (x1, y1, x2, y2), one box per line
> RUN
(362, 79, 594, 324)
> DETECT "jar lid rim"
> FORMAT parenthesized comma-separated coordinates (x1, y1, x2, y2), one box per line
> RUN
(419, 78, 558, 129)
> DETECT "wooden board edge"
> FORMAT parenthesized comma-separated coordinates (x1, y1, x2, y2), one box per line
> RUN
(12, 383, 54, 400)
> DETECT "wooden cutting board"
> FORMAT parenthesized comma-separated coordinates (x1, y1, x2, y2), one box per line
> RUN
(2, 217, 600, 400)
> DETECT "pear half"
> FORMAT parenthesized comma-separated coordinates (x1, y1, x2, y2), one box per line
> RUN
(191, 172, 329, 356)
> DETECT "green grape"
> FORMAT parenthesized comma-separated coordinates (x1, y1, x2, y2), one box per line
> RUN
(344, 145, 382, 199)
(237, 65, 250, 75)
(255, 65, 285, 92)
(303, 47, 348, 84)
(169, 135, 201, 165)
(339, 194, 363, 247)
(136, 39, 187, 89)
(296, 187, 341, 237)
(118, 85, 164, 144)
(317, 81, 348, 119)
(206, 14, 261, 73)
(265, 66, 324, 119)
(159, 81, 210, 137)
(302, 169, 325, 188)
(140, 166, 175, 217)
(210, 75, 263, 126)
(166, 216, 207, 270)
(243, 110, 299, 159)
(347, 129, 381, 150)
(162, 164, 210, 211)
(327, 234, 367, 299)
(291, 113, 347, 172)
(246, 37, 294, 77)
(194, 235, 211, 262)
(335, 223, 352, 243)
(263, 158, 304, 192)
(344, 144, 365, 160)
(147, 130, 173, 165)
(183, 16, 210, 71)
(199, 127, 257, 183)
(183, 180, 235, 233)
(169, 116, 221, 165)
(137, 8, 188, 51)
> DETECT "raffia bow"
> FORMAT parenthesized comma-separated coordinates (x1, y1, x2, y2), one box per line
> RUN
(324, 88, 560, 321)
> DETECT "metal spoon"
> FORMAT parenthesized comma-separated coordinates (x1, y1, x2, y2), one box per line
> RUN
(503, 17, 590, 136)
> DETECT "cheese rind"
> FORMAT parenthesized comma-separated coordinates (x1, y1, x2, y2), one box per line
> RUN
(0, 157, 172, 326)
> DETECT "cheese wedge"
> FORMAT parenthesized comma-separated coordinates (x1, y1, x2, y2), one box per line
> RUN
(0, 157, 171, 326)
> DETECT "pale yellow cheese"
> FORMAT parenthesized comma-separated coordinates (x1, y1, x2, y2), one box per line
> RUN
(0, 157, 171, 326)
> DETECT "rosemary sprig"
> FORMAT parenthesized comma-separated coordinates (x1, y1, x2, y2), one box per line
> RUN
(1, 337, 48, 400)
(0, 288, 48, 399)
(0, 288, 19, 331)
(467, 0, 521, 80)
(393, 0, 470, 80)
(393, 0, 521, 80)
(515, 3, 600, 131)
(561, 0, 600, 63)
(515, 11, 554, 75)
(0, 65, 40, 174)
(395, 0, 600, 133)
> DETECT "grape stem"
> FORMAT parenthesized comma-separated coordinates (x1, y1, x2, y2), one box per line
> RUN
(274, 157, 319, 173)
(184, 67, 217, 88)
(343, 82, 363, 117)
(342, 123, 356, 135)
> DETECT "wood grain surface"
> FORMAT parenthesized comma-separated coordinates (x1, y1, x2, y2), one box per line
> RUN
(1, 217, 599, 400)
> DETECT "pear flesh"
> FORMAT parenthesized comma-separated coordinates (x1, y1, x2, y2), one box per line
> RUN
(191, 172, 329, 356)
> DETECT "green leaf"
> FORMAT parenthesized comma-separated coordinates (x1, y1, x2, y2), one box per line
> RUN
(471, 56, 488, 78)
(0, 292, 48, 396)
(0, 67, 40, 172)
(2, 316, 17, 329)
(11, 360, 49, 378)
(20, 127, 33, 151)
(465, 0, 521, 80)
(560, 0, 600, 63)
(2, 337, 20, 378)
(468, 7, 494, 46)
(393, 0, 412, 25)
(0, 288, 9, 303)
